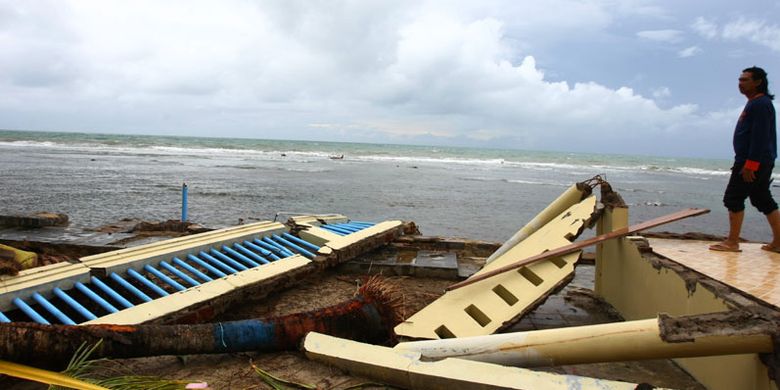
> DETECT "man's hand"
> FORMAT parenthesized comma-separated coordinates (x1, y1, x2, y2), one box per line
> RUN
(742, 167, 756, 182)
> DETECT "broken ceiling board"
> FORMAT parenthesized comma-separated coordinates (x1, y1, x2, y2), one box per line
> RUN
(394, 196, 597, 339)
(289, 214, 349, 226)
(303, 332, 638, 390)
(297, 224, 344, 247)
(83, 255, 311, 325)
(0, 262, 91, 310)
(80, 221, 287, 276)
(478, 196, 597, 275)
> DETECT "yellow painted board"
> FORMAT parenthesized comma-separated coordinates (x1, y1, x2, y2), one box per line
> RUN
(395, 197, 595, 339)
(0, 262, 91, 309)
(298, 224, 344, 247)
(85, 256, 311, 325)
(304, 332, 638, 390)
(81, 223, 288, 275)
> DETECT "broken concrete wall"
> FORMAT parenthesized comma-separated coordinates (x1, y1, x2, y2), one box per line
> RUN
(595, 207, 776, 390)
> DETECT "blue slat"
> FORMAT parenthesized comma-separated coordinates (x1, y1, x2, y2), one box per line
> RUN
(128, 269, 169, 297)
(272, 234, 315, 258)
(13, 297, 49, 324)
(324, 225, 353, 235)
(333, 224, 360, 232)
(187, 254, 227, 278)
(32, 292, 75, 325)
(244, 240, 281, 261)
(231, 243, 268, 265)
(214, 247, 255, 269)
(53, 287, 97, 321)
(75, 282, 118, 313)
(262, 237, 295, 257)
(110, 272, 152, 303)
(160, 261, 200, 287)
(282, 232, 321, 252)
(92, 276, 134, 309)
(144, 264, 186, 292)
(209, 248, 248, 271)
(243, 240, 273, 256)
(319, 225, 346, 235)
(252, 239, 285, 259)
(174, 257, 212, 282)
(0, 311, 10, 323)
(199, 251, 239, 274)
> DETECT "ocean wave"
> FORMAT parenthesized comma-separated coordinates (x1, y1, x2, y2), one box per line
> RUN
(505, 179, 568, 187)
(0, 137, 737, 178)
(459, 176, 504, 182)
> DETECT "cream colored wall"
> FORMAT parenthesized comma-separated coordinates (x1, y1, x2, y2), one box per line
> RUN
(595, 208, 774, 390)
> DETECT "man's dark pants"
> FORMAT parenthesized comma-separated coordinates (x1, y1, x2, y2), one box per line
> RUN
(723, 162, 778, 214)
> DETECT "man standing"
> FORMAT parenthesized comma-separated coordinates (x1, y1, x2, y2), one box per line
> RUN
(710, 67, 780, 252)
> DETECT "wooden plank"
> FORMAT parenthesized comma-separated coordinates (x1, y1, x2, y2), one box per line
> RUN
(446, 208, 709, 291)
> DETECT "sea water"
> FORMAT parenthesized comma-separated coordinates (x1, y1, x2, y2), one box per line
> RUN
(0, 129, 776, 243)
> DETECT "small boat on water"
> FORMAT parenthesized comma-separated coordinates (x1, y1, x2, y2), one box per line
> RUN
(0, 177, 777, 389)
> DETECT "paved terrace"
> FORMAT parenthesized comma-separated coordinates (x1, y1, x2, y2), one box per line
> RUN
(649, 239, 780, 309)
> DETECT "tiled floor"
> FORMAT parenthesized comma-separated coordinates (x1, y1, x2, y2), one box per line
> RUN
(648, 239, 780, 308)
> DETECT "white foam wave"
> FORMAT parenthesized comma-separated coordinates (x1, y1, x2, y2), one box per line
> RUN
(0, 139, 734, 178)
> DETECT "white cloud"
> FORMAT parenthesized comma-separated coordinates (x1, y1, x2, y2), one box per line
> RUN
(722, 18, 780, 52)
(652, 87, 671, 98)
(637, 29, 684, 43)
(692, 17, 718, 39)
(0, 1, 745, 157)
(678, 46, 702, 58)
(691, 16, 780, 53)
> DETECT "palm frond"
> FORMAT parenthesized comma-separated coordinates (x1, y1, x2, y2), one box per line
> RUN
(251, 361, 316, 390)
(49, 339, 192, 390)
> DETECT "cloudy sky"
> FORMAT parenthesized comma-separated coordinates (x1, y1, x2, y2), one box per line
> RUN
(1, 1, 778, 158)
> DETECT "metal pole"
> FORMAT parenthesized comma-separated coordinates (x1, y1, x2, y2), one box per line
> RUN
(181, 183, 188, 222)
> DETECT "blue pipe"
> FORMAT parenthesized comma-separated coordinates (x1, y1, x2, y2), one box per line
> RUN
(219, 246, 259, 268)
(344, 223, 369, 230)
(244, 240, 280, 261)
(53, 288, 97, 321)
(13, 297, 49, 324)
(282, 232, 321, 252)
(160, 261, 200, 287)
(32, 292, 76, 325)
(252, 239, 285, 259)
(187, 254, 227, 278)
(110, 272, 152, 303)
(333, 224, 360, 232)
(91, 276, 134, 309)
(319, 225, 346, 236)
(324, 225, 353, 235)
(0, 311, 10, 323)
(231, 243, 269, 265)
(128, 269, 169, 297)
(272, 234, 315, 258)
(174, 257, 212, 282)
(262, 237, 295, 257)
(182, 183, 188, 222)
(144, 265, 186, 292)
(200, 251, 239, 274)
(243, 240, 273, 257)
(75, 282, 118, 313)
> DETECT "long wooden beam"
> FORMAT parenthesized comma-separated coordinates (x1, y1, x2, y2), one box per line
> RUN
(446, 208, 709, 291)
